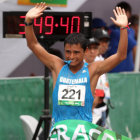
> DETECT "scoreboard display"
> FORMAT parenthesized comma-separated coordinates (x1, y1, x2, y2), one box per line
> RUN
(3, 11, 92, 39)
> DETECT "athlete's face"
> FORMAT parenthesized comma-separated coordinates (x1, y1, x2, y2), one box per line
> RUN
(64, 43, 85, 67)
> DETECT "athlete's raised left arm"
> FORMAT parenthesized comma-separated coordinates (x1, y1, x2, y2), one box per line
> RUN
(94, 7, 128, 75)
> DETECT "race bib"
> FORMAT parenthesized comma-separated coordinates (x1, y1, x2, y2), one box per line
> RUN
(58, 84, 86, 106)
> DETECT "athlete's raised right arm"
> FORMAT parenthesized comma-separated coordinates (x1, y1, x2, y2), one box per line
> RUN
(25, 2, 64, 72)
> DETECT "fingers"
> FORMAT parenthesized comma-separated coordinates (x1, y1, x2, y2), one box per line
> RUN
(114, 7, 126, 16)
(115, 7, 120, 15)
(117, 7, 123, 15)
(35, 3, 39, 8)
(40, 2, 46, 8)
(40, 2, 48, 11)
(113, 8, 117, 18)
(118, 7, 123, 15)
(110, 17, 116, 24)
(35, 2, 47, 10)
(122, 8, 126, 15)
(111, 6, 128, 27)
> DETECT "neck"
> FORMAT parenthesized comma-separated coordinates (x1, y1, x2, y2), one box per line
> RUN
(69, 61, 84, 74)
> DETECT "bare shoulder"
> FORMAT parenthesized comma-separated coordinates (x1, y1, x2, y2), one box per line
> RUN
(47, 47, 64, 72)
(51, 56, 64, 87)
(50, 54, 65, 74)
(88, 61, 102, 95)
(88, 61, 102, 76)
(31, 43, 65, 73)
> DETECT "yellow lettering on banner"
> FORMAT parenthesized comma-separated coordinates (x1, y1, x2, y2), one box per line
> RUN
(17, 0, 34, 5)
(17, 0, 67, 7)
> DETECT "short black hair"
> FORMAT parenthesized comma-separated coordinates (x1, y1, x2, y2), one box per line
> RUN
(116, 1, 132, 14)
(64, 33, 88, 51)
(88, 37, 99, 47)
(92, 29, 110, 40)
(129, 15, 139, 26)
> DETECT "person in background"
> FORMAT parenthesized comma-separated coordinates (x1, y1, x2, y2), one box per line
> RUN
(105, 1, 137, 72)
(92, 28, 111, 101)
(84, 37, 100, 112)
(92, 89, 109, 128)
(84, 35, 112, 129)
(110, 1, 132, 30)
(91, 29, 112, 129)
(84, 37, 99, 64)
(92, 29, 110, 59)
(92, 18, 108, 31)
(129, 14, 139, 41)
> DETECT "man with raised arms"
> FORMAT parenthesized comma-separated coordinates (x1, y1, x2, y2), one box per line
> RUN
(24, 2, 128, 129)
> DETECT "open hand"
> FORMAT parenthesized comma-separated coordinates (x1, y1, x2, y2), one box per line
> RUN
(110, 7, 128, 28)
(26, 2, 47, 20)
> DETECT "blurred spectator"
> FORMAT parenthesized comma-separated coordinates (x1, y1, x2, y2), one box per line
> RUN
(92, 89, 109, 128)
(105, 1, 137, 72)
(92, 18, 108, 31)
(92, 29, 113, 129)
(117, 1, 131, 18)
(110, 1, 132, 30)
(92, 28, 111, 102)
(84, 33, 112, 129)
(92, 29, 110, 58)
(84, 37, 100, 115)
(129, 14, 139, 40)
(84, 37, 99, 63)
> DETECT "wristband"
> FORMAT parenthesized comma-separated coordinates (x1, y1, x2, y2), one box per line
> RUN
(120, 23, 131, 30)
(24, 20, 33, 26)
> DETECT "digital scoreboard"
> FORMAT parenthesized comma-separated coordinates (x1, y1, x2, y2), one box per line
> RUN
(3, 11, 92, 39)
